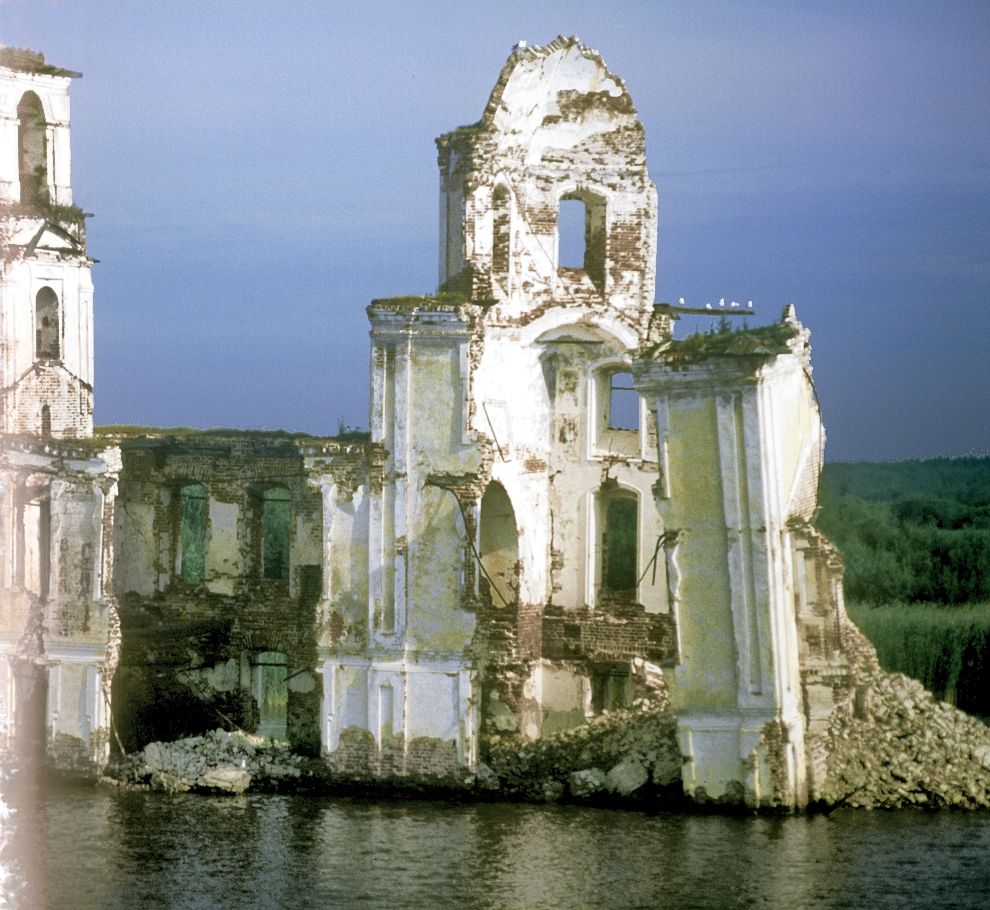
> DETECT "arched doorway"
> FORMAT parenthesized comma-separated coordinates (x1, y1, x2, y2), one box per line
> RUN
(479, 481, 518, 606)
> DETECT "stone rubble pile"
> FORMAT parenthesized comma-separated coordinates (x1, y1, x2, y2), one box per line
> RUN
(102, 656, 990, 810)
(820, 668, 990, 809)
(108, 729, 303, 795)
(480, 695, 683, 803)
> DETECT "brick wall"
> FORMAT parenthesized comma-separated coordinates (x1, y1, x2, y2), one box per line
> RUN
(541, 603, 676, 664)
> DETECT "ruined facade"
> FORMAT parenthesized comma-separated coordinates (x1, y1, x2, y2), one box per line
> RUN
(1, 38, 858, 808)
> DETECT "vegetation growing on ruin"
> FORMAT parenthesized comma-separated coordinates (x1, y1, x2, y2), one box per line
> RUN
(0, 46, 79, 77)
(369, 291, 471, 309)
(651, 320, 800, 362)
(446, 120, 487, 136)
(1, 199, 88, 224)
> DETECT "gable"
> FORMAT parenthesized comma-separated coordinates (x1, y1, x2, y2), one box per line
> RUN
(8, 219, 84, 255)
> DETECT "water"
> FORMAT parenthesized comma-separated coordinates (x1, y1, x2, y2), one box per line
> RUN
(4, 775, 990, 909)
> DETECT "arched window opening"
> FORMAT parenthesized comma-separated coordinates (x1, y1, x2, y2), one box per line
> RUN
(262, 487, 291, 581)
(40, 404, 52, 438)
(479, 481, 518, 606)
(252, 651, 288, 739)
(557, 191, 607, 290)
(35, 287, 60, 360)
(608, 372, 640, 431)
(17, 92, 48, 206)
(491, 185, 511, 287)
(178, 483, 207, 584)
(601, 490, 638, 596)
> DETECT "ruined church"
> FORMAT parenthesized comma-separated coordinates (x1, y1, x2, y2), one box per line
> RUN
(0, 37, 857, 808)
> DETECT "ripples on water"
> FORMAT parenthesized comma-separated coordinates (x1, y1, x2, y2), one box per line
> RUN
(3, 772, 990, 909)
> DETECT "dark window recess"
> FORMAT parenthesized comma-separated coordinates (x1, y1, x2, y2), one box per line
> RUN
(592, 665, 632, 714)
(38, 498, 51, 602)
(35, 287, 60, 360)
(603, 496, 637, 592)
(298, 565, 322, 609)
(262, 488, 291, 580)
(41, 404, 51, 437)
(178, 484, 207, 584)
(609, 372, 639, 431)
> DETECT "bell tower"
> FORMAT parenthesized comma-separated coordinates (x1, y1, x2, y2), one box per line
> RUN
(0, 46, 94, 438)
(435, 36, 658, 323)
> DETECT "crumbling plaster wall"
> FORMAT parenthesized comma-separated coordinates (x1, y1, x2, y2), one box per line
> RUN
(437, 36, 657, 324)
(360, 38, 679, 758)
(349, 301, 483, 776)
(0, 437, 118, 770)
(635, 313, 843, 808)
(110, 433, 378, 755)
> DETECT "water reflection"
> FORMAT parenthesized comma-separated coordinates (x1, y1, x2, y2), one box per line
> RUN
(4, 774, 990, 909)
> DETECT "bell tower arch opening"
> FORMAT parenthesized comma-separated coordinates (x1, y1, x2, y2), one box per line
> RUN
(435, 37, 657, 312)
(557, 190, 607, 291)
(17, 91, 48, 206)
(35, 287, 61, 361)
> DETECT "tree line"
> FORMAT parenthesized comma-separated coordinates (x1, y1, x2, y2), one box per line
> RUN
(816, 457, 990, 605)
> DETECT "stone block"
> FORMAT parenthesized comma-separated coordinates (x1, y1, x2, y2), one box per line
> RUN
(199, 764, 251, 794)
(606, 757, 648, 795)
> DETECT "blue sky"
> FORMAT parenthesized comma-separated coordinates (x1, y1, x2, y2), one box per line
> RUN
(5, 0, 989, 460)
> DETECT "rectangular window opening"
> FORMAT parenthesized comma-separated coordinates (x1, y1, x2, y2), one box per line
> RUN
(179, 485, 207, 584)
(609, 372, 640, 431)
(262, 488, 291, 581)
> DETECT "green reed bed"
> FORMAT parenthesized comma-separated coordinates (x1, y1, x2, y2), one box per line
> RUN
(848, 602, 990, 717)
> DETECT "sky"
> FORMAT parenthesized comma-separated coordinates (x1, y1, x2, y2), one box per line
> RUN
(4, 0, 989, 461)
